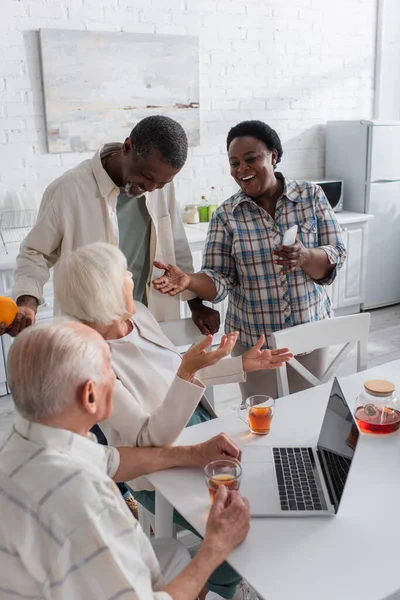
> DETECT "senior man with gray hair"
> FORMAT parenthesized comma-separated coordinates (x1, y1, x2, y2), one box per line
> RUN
(0, 319, 250, 600)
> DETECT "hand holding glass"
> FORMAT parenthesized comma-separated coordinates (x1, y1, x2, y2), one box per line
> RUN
(204, 459, 242, 502)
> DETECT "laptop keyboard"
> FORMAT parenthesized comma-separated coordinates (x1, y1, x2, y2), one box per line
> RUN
(273, 447, 328, 511)
(320, 449, 350, 502)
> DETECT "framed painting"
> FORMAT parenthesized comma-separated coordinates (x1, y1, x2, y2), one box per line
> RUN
(39, 29, 199, 152)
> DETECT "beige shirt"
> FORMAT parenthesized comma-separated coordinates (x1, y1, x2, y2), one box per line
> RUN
(13, 144, 195, 321)
(0, 416, 171, 600)
(101, 302, 245, 491)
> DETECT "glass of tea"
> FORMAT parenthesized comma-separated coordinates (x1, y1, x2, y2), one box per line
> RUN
(238, 395, 275, 435)
(204, 459, 242, 502)
(354, 379, 400, 435)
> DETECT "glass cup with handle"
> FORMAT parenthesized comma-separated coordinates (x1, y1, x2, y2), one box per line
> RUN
(238, 395, 275, 435)
(204, 459, 242, 502)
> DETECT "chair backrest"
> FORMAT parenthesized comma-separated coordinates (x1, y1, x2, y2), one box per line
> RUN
(270, 313, 371, 397)
(159, 318, 205, 353)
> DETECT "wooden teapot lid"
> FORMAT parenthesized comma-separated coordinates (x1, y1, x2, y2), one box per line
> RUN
(364, 379, 395, 396)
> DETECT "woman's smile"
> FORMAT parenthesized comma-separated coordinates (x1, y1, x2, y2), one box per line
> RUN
(239, 174, 256, 187)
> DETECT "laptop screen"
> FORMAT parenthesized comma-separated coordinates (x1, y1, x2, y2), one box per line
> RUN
(316, 377, 360, 513)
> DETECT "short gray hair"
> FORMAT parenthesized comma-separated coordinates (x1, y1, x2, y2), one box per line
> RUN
(8, 319, 106, 420)
(54, 242, 128, 325)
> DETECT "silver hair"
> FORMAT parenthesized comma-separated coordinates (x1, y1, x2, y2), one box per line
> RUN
(54, 242, 128, 325)
(7, 319, 107, 420)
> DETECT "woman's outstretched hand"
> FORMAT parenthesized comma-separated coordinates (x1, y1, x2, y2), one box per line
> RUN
(152, 261, 191, 296)
(242, 335, 293, 373)
(177, 332, 239, 382)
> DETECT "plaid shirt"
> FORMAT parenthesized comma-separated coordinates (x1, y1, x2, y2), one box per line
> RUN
(201, 174, 346, 349)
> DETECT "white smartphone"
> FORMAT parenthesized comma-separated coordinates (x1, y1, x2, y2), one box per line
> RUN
(282, 225, 298, 247)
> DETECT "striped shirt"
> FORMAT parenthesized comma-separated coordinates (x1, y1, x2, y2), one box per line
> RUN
(0, 417, 171, 600)
(202, 174, 346, 349)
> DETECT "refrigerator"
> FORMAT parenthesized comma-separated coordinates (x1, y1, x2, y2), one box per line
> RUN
(325, 120, 400, 310)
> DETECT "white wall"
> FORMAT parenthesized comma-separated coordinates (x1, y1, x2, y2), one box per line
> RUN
(0, 0, 377, 207)
(374, 0, 400, 120)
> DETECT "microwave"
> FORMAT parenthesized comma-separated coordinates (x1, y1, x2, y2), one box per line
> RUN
(311, 179, 343, 212)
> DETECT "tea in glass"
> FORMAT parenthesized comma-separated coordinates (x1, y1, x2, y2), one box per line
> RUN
(204, 459, 242, 502)
(238, 395, 275, 435)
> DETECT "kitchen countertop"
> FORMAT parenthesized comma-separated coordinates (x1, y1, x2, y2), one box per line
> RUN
(334, 210, 374, 225)
(184, 210, 374, 244)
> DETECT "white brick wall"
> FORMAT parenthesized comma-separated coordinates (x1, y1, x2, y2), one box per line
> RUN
(375, 0, 400, 120)
(0, 0, 377, 206)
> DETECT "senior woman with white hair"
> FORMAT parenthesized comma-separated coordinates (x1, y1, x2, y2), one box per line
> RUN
(54, 242, 291, 452)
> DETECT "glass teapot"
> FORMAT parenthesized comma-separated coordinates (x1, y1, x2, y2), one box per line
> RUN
(354, 379, 400, 435)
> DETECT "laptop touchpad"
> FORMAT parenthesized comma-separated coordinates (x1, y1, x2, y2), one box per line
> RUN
(241, 446, 279, 516)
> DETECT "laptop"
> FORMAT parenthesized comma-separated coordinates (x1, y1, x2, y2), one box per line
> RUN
(241, 377, 360, 517)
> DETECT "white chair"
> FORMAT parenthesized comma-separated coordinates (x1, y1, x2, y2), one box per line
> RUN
(159, 317, 206, 352)
(136, 494, 177, 540)
(271, 313, 371, 397)
(136, 503, 155, 539)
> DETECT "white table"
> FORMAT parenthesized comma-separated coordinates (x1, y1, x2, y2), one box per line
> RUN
(147, 361, 400, 600)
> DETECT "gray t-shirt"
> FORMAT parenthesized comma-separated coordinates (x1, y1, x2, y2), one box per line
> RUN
(117, 191, 151, 305)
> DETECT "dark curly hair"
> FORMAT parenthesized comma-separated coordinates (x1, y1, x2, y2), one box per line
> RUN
(226, 120, 283, 165)
(129, 115, 188, 170)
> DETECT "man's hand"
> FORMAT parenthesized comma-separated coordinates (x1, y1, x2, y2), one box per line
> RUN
(190, 432, 242, 468)
(177, 332, 239, 382)
(0, 296, 38, 337)
(188, 298, 220, 335)
(115, 433, 240, 484)
(272, 241, 310, 274)
(203, 486, 250, 562)
(242, 334, 293, 373)
(152, 260, 191, 296)
(162, 484, 250, 600)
